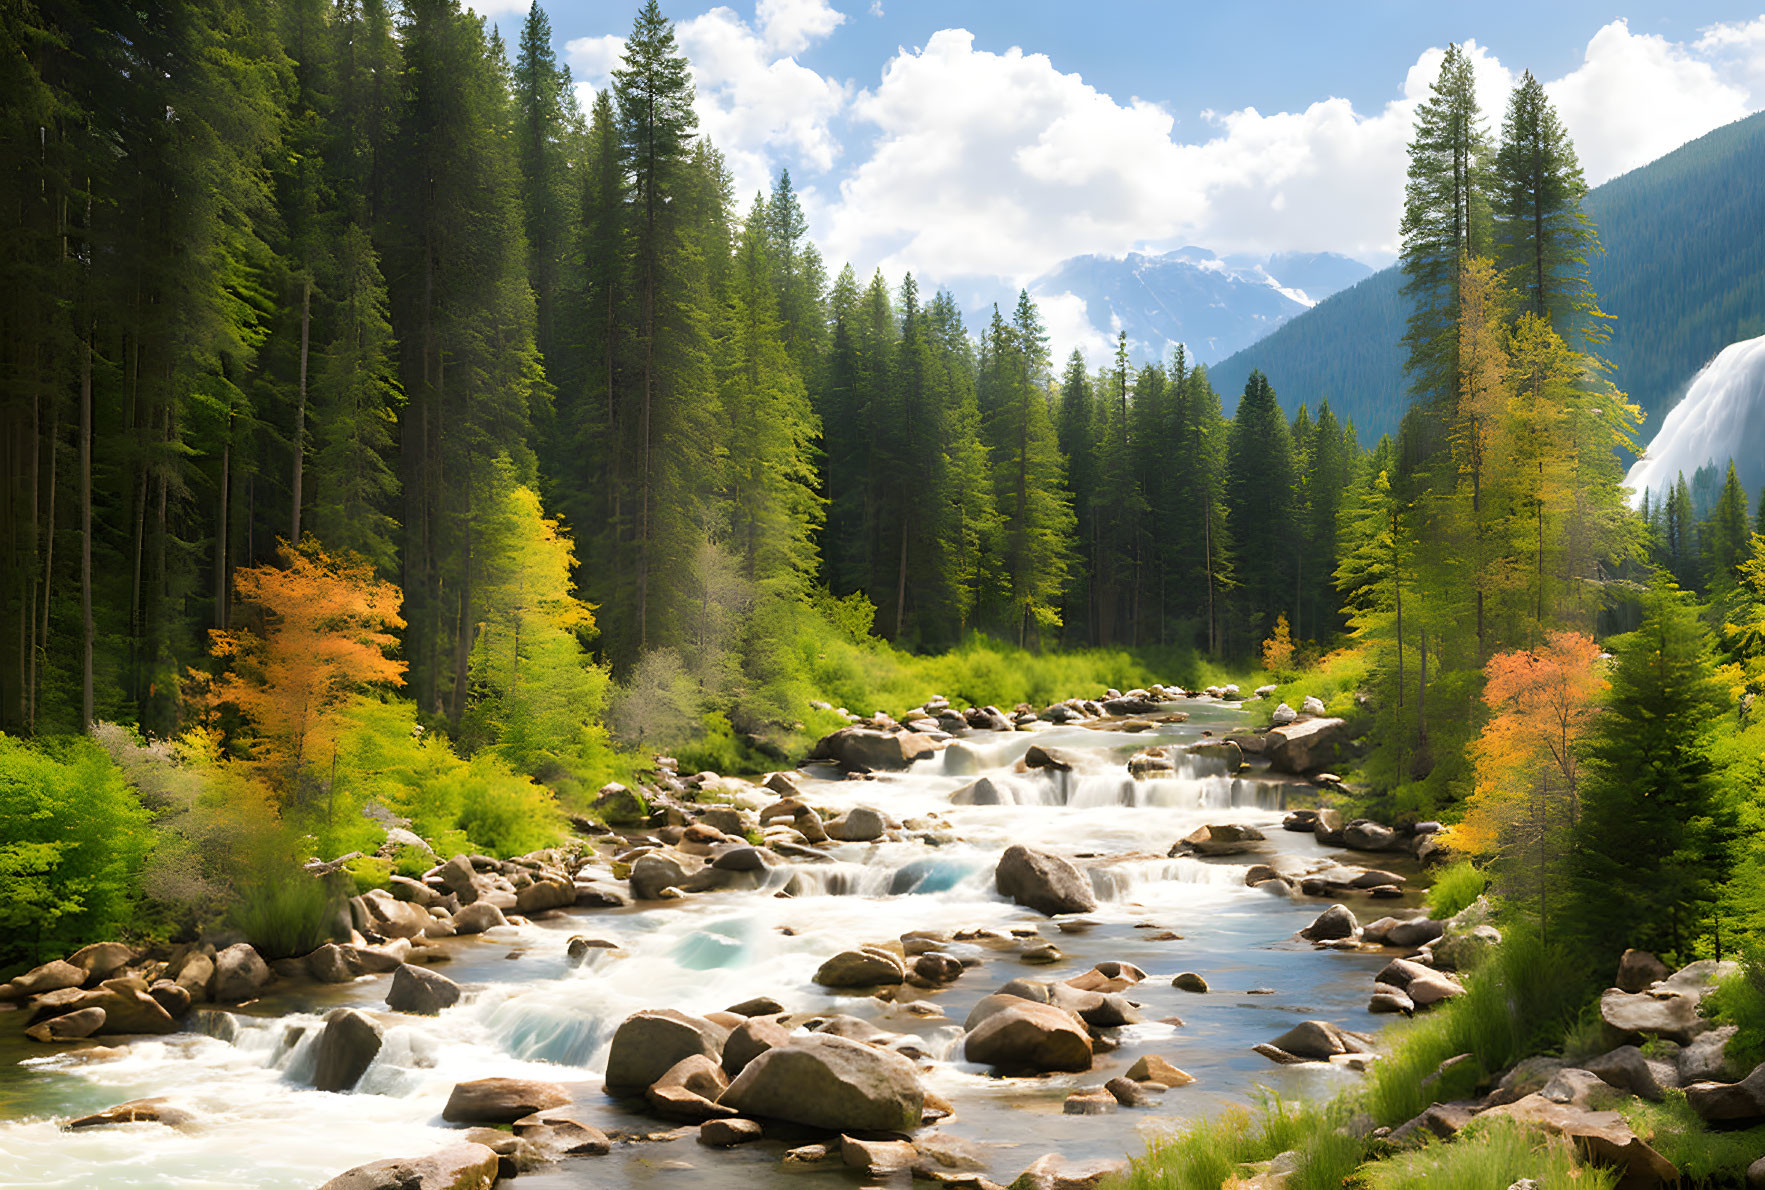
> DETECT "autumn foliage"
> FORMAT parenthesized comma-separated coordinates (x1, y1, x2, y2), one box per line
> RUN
(1261, 613, 1295, 674)
(203, 544, 405, 805)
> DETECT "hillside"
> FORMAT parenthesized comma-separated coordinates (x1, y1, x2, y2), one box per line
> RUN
(1029, 247, 1371, 365)
(1208, 110, 1765, 440)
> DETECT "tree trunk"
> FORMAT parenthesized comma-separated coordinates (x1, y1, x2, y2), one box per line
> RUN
(80, 332, 93, 732)
(37, 393, 59, 733)
(215, 414, 231, 628)
(291, 276, 311, 545)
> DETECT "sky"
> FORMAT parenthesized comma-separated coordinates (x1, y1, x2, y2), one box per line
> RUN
(470, 0, 1765, 348)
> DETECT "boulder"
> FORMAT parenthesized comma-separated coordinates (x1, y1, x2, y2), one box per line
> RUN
(65, 1098, 197, 1130)
(995, 844, 1097, 916)
(590, 783, 647, 825)
(1125, 1054, 1194, 1086)
(453, 902, 507, 934)
(699, 1117, 764, 1147)
(1386, 918, 1445, 948)
(1616, 949, 1670, 993)
(949, 776, 1008, 805)
(811, 727, 936, 771)
(1171, 823, 1266, 857)
(604, 1009, 729, 1096)
(1300, 904, 1359, 942)
(25, 1005, 106, 1043)
(1189, 740, 1244, 772)
(312, 1008, 384, 1093)
(67, 941, 136, 984)
(629, 850, 703, 900)
(646, 1054, 736, 1122)
(913, 953, 963, 984)
(317, 1143, 500, 1190)
(829, 806, 888, 843)
(442, 1077, 571, 1125)
(1679, 1025, 1741, 1084)
(1266, 1020, 1367, 1062)
(720, 1034, 925, 1132)
(1685, 1062, 1765, 1123)
(9, 959, 86, 998)
(963, 998, 1093, 1073)
(1599, 986, 1706, 1047)
(1267, 717, 1353, 774)
(1171, 972, 1209, 993)
(1271, 702, 1298, 725)
(1008, 1153, 1127, 1190)
(1024, 745, 1079, 771)
(385, 964, 461, 1015)
(722, 1016, 792, 1076)
(1585, 1046, 1667, 1101)
(148, 979, 191, 1019)
(1481, 1094, 1678, 1187)
(82, 979, 178, 1035)
(515, 877, 575, 915)
(361, 890, 432, 939)
(814, 947, 905, 987)
(306, 943, 364, 983)
(1312, 808, 1346, 846)
(211, 943, 272, 1002)
(1343, 820, 1398, 851)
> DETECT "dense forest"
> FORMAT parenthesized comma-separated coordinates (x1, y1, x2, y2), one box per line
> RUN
(3, 0, 1765, 1005)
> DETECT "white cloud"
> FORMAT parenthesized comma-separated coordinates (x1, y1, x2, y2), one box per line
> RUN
(566, 5, 848, 204)
(816, 22, 1764, 289)
(462, 0, 531, 18)
(1547, 20, 1751, 182)
(1034, 291, 1114, 364)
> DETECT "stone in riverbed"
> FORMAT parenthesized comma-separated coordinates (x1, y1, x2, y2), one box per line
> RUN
(629, 850, 704, 900)
(814, 947, 905, 987)
(442, 1077, 571, 1124)
(1104, 1077, 1155, 1107)
(1263, 1020, 1370, 1062)
(810, 726, 937, 771)
(722, 1016, 792, 1076)
(25, 1006, 106, 1042)
(1300, 904, 1359, 942)
(963, 997, 1093, 1074)
(995, 844, 1097, 916)
(211, 943, 273, 1002)
(67, 942, 136, 984)
(604, 1009, 730, 1096)
(453, 901, 508, 934)
(1170, 823, 1266, 857)
(312, 1008, 384, 1092)
(1008, 1153, 1128, 1190)
(6, 960, 86, 998)
(698, 1117, 763, 1147)
(316, 1142, 500, 1190)
(646, 1054, 736, 1121)
(1023, 744, 1079, 771)
(385, 963, 461, 1015)
(1171, 972, 1209, 993)
(719, 1033, 925, 1132)
(949, 776, 1008, 805)
(1267, 717, 1353, 774)
(65, 1097, 197, 1130)
(1125, 1054, 1194, 1086)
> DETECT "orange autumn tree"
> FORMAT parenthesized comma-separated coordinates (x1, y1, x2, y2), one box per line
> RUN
(206, 543, 406, 810)
(1451, 630, 1605, 938)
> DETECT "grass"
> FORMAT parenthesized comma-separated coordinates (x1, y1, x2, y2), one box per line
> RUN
(1110, 1097, 1363, 1190)
(1360, 1117, 1618, 1190)
(1621, 1091, 1765, 1186)
(1426, 861, 1488, 920)
(1704, 948, 1765, 1070)
(232, 867, 338, 959)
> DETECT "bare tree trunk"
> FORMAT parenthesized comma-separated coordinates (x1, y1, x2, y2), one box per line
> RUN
(215, 413, 231, 628)
(291, 277, 311, 545)
(80, 332, 93, 732)
(37, 392, 59, 733)
(893, 521, 909, 640)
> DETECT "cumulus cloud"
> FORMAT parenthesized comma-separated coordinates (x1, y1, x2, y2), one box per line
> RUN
(816, 22, 1763, 290)
(1036, 292, 1114, 364)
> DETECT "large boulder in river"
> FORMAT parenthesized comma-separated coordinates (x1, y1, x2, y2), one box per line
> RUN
(25, 1005, 106, 1042)
(1170, 823, 1265, 857)
(385, 964, 461, 1015)
(318, 1143, 501, 1190)
(1266, 717, 1353, 774)
(814, 947, 906, 988)
(67, 941, 137, 984)
(963, 997, 1093, 1073)
(212, 943, 273, 1002)
(604, 1009, 730, 1096)
(312, 1008, 384, 1092)
(995, 844, 1097, 916)
(442, 1078, 571, 1124)
(950, 776, 1008, 805)
(82, 978, 179, 1034)
(720, 1033, 925, 1132)
(809, 727, 937, 771)
(629, 850, 703, 900)
(1023, 745, 1079, 772)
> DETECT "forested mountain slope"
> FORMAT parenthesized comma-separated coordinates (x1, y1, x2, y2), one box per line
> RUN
(1209, 110, 1765, 439)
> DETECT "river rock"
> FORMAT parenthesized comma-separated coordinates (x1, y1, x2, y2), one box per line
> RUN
(317, 1142, 500, 1190)
(443, 1077, 571, 1124)
(148, 979, 191, 1018)
(8, 959, 86, 998)
(1342, 820, 1398, 851)
(515, 876, 575, 914)
(1266, 717, 1352, 774)
(646, 1054, 736, 1121)
(815, 947, 906, 987)
(388, 874, 437, 907)
(25, 1005, 106, 1042)
(1024, 744, 1079, 771)
(67, 941, 136, 984)
(386, 964, 461, 1015)
(312, 1008, 384, 1092)
(722, 1016, 792, 1076)
(65, 1097, 197, 1130)
(963, 997, 1093, 1073)
(1616, 948, 1670, 993)
(1189, 740, 1244, 772)
(84, 979, 178, 1034)
(699, 1117, 763, 1147)
(1312, 807, 1346, 845)
(173, 947, 215, 1000)
(1301, 904, 1359, 942)
(1481, 1094, 1678, 1185)
(306, 943, 363, 983)
(829, 806, 888, 842)
(995, 844, 1097, 915)
(1265, 1020, 1369, 1062)
(605, 1009, 729, 1096)
(1125, 1054, 1194, 1086)
(720, 1033, 925, 1132)
(1171, 823, 1266, 856)
(212, 943, 272, 1002)
(811, 727, 936, 771)
(913, 953, 964, 984)
(590, 782, 647, 825)
(361, 889, 433, 939)
(453, 901, 508, 934)
(727, 995, 786, 1017)
(1009, 1153, 1128, 1190)
(1171, 972, 1209, 993)
(842, 1134, 917, 1175)
(950, 776, 1008, 805)
(1386, 918, 1445, 947)
(630, 850, 703, 900)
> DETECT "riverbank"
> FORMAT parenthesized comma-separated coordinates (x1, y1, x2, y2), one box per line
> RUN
(0, 687, 1450, 1189)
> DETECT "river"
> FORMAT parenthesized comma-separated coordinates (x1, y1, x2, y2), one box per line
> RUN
(0, 696, 1409, 1189)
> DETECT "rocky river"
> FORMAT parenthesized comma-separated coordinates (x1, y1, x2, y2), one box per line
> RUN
(0, 691, 1457, 1189)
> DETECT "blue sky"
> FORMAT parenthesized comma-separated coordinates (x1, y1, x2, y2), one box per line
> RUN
(474, 0, 1765, 353)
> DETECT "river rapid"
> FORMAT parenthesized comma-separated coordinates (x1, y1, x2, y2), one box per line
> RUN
(0, 696, 1412, 1189)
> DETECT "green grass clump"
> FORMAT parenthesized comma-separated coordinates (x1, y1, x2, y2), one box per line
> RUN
(1111, 1098, 1364, 1190)
(1704, 949, 1765, 1070)
(1360, 1118, 1617, 1190)
(232, 866, 337, 959)
(1426, 860, 1487, 920)
(343, 855, 393, 895)
(1622, 1091, 1765, 1186)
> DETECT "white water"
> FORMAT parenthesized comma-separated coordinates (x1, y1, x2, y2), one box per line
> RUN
(0, 701, 1399, 1189)
(1626, 332, 1765, 507)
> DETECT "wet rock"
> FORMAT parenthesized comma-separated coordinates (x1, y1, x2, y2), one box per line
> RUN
(316, 1142, 501, 1190)
(630, 850, 704, 900)
(726, 995, 786, 1017)
(1065, 961, 1145, 992)
(1024, 744, 1079, 771)
(1282, 808, 1320, 832)
(1343, 820, 1398, 851)
(7, 959, 86, 998)
(1480, 1094, 1678, 1186)
(1386, 918, 1445, 948)
(1265, 1020, 1369, 1062)
(950, 776, 1008, 805)
(1170, 823, 1266, 857)
(1616, 949, 1670, 993)
(828, 806, 888, 842)
(442, 1077, 571, 1124)
(605, 1009, 730, 1096)
(1063, 1088, 1118, 1114)
(1300, 904, 1359, 942)
(65, 1098, 197, 1130)
(1008, 1153, 1127, 1190)
(1266, 717, 1352, 774)
(386, 963, 461, 1015)
(1105, 1076, 1155, 1106)
(1312, 808, 1346, 846)
(306, 943, 363, 983)
(723, 1016, 792, 1076)
(810, 727, 937, 771)
(699, 1117, 763, 1147)
(1171, 972, 1209, 993)
(25, 1005, 106, 1042)
(510, 1107, 611, 1156)
(67, 942, 136, 984)
(1019, 943, 1062, 964)
(147, 979, 191, 1019)
(647, 1054, 736, 1121)
(815, 947, 906, 987)
(914, 953, 964, 984)
(720, 1034, 925, 1132)
(211, 943, 272, 1002)
(361, 889, 433, 939)
(995, 844, 1098, 916)
(841, 1133, 917, 1175)
(1189, 740, 1243, 772)
(453, 902, 508, 934)
(1125, 1054, 1193, 1086)
(312, 1008, 384, 1092)
(82, 979, 178, 1035)
(963, 998, 1093, 1073)
(515, 876, 575, 914)
(1369, 986, 1415, 1014)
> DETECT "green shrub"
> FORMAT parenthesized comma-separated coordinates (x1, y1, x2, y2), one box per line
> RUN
(232, 864, 337, 959)
(0, 733, 152, 971)
(1426, 860, 1487, 920)
(388, 843, 434, 878)
(1112, 1098, 1364, 1190)
(1359, 1117, 1616, 1190)
(343, 855, 393, 895)
(674, 712, 756, 775)
(1704, 946, 1765, 1070)
(1622, 1091, 1765, 1186)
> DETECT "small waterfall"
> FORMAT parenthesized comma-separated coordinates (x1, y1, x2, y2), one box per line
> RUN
(1627, 333, 1765, 505)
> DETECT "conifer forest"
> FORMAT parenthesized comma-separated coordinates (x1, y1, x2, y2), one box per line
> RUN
(4, 4, 1765, 1189)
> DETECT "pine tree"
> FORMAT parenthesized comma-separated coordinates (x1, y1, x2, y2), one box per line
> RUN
(511, 2, 579, 391)
(1701, 461, 1752, 592)
(1226, 371, 1296, 650)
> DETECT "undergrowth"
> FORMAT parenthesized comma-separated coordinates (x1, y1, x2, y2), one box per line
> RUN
(1359, 1118, 1618, 1190)
(1621, 1091, 1765, 1186)
(1426, 860, 1487, 920)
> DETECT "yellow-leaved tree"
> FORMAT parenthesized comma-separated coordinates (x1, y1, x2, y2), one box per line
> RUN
(1451, 631, 1605, 939)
